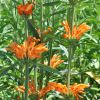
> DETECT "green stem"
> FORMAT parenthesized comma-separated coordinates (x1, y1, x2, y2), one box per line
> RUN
(52, 0, 55, 27)
(24, 4, 29, 99)
(25, 16, 28, 39)
(41, 0, 43, 31)
(67, 0, 75, 33)
(39, 0, 44, 90)
(67, 45, 73, 100)
(46, 40, 52, 85)
(67, 0, 75, 99)
(25, 59, 29, 100)
(34, 59, 37, 91)
(70, 5, 74, 32)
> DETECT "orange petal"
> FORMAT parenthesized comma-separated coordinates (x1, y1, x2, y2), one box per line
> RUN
(24, 4, 33, 15)
(62, 21, 70, 34)
(76, 23, 90, 39)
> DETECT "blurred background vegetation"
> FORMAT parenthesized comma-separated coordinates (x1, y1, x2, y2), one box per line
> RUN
(0, 0, 100, 100)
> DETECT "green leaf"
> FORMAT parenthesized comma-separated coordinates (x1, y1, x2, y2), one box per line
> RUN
(12, 0, 20, 4)
(59, 44, 68, 57)
(85, 33, 98, 43)
(27, 19, 40, 39)
(43, 1, 62, 6)
(50, 9, 66, 16)
(38, 63, 61, 75)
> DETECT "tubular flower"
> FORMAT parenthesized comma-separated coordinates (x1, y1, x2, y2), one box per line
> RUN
(7, 36, 48, 59)
(62, 21, 90, 40)
(70, 83, 90, 100)
(39, 82, 68, 97)
(6, 42, 26, 59)
(40, 82, 89, 99)
(17, 3, 33, 15)
(48, 82, 68, 94)
(50, 54, 64, 68)
(39, 84, 55, 97)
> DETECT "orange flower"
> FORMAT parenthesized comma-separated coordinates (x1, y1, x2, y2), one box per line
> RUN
(48, 82, 68, 94)
(50, 54, 64, 68)
(62, 21, 90, 40)
(39, 84, 54, 97)
(15, 81, 54, 97)
(70, 83, 90, 100)
(17, 3, 33, 15)
(39, 82, 68, 97)
(40, 82, 89, 99)
(7, 36, 48, 59)
(6, 42, 26, 59)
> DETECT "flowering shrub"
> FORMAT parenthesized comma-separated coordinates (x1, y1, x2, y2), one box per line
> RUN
(0, 0, 99, 100)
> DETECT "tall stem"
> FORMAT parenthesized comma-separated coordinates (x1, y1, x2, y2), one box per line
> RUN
(52, 0, 55, 27)
(25, 59, 29, 100)
(46, 40, 52, 85)
(34, 59, 37, 91)
(67, 46, 71, 88)
(39, 0, 44, 90)
(24, 6, 29, 100)
(41, 0, 43, 32)
(33, 59, 39, 99)
(70, 5, 74, 32)
(25, 16, 28, 39)
(67, 0, 75, 99)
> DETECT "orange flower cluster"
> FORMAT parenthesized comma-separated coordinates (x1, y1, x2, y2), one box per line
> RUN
(70, 83, 89, 100)
(48, 82, 68, 94)
(62, 21, 90, 40)
(16, 81, 89, 100)
(50, 54, 64, 68)
(39, 84, 54, 97)
(7, 36, 48, 59)
(39, 82, 68, 97)
(40, 82, 89, 100)
(17, 3, 33, 15)
(15, 81, 67, 97)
